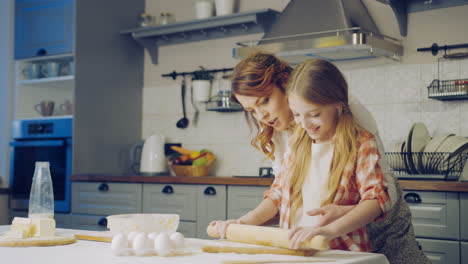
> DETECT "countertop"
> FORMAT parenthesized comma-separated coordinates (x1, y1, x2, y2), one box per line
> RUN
(0, 226, 389, 264)
(70, 174, 468, 192)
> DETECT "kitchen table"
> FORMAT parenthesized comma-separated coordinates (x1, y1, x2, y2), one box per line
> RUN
(0, 226, 389, 264)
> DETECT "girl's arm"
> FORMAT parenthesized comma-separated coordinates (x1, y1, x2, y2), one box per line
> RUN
(289, 199, 381, 249)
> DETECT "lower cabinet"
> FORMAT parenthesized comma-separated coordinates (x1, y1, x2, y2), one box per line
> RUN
(71, 214, 108, 231)
(461, 242, 468, 264)
(417, 238, 460, 264)
(196, 185, 226, 239)
(178, 221, 197, 238)
(227, 186, 268, 219)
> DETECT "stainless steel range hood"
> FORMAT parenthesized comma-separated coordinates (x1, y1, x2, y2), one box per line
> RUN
(233, 0, 403, 63)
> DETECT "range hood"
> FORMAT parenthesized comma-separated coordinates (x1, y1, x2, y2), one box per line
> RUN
(233, 0, 403, 64)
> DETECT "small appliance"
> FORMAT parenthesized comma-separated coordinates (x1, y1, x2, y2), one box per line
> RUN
(139, 134, 166, 175)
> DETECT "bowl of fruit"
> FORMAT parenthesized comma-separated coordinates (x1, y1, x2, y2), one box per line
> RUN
(168, 146, 216, 177)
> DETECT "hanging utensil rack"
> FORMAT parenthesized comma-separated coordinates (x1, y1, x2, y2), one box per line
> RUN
(418, 42, 468, 101)
(161, 67, 233, 80)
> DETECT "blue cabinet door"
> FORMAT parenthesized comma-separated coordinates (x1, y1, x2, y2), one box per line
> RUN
(15, 0, 74, 59)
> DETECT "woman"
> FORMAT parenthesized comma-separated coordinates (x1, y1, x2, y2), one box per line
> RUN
(211, 53, 429, 263)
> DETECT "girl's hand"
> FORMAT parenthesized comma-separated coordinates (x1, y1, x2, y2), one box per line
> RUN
(288, 226, 335, 250)
(307, 204, 356, 227)
(209, 219, 240, 239)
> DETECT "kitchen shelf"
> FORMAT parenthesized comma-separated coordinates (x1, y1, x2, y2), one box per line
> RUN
(17, 75, 74, 87)
(205, 99, 243, 112)
(120, 9, 280, 64)
(427, 79, 468, 101)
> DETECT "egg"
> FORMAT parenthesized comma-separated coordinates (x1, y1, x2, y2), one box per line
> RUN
(133, 233, 150, 256)
(170, 232, 185, 249)
(127, 231, 139, 247)
(111, 233, 127, 256)
(154, 233, 172, 257)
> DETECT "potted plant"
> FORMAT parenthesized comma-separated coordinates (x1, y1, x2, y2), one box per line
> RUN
(192, 66, 213, 102)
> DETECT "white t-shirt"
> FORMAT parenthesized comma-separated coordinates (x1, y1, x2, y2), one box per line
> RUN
(293, 141, 334, 227)
(271, 95, 397, 209)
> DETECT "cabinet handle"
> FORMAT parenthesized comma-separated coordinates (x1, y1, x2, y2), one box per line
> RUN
(98, 183, 109, 192)
(36, 48, 47, 56)
(204, 186, 216, 196)
(97, 217, 108, 227)
(404, 193, 422, 204)
(162, 185, 174, 194)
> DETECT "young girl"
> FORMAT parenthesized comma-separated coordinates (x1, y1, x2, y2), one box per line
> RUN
(211, 53, 429, 263)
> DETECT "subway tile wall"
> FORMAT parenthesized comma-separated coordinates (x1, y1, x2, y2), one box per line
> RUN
(142, 58, 467, 177)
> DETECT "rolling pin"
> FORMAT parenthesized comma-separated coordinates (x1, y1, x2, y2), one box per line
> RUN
(202, 245, 317, 256)
(206, 224, 329, 251)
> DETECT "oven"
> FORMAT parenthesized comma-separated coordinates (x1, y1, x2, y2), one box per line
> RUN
(9, 117, 72, 213)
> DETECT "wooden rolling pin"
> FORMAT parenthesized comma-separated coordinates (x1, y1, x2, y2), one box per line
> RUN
(202, 245, 317, 256)
(206, 224, 329, 251)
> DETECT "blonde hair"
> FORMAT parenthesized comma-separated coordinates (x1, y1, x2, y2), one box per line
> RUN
(231, 52, 293, 160)
(286, 59, 360, 222)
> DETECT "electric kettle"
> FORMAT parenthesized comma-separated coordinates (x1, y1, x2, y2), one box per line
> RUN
(139, 134, 167, 175)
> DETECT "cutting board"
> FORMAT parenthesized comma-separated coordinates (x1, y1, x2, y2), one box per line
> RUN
(74, 231, 112, 243)
(0, 235, 76, 247)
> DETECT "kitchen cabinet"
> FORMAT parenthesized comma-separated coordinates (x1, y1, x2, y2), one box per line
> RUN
(196, 185, 226, 239)
(15, 0, 74, 59)
(461, 193, 468, 241)
(461, 242, 468, 264)
(70, 214, 108, 231)
(227, 186, 267, 219)
(416, 238, 460, 264)
(404, 191, 459, 240)
(71, 182, 142, 215)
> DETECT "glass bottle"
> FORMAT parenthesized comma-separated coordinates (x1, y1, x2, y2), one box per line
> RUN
(28, 162, 54, 219)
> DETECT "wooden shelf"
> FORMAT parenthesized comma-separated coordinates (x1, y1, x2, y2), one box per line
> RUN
(120, 9, 279, 64)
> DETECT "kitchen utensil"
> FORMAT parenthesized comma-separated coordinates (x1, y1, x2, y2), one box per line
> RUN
(195, 0, 214, 19)
(0, 235, 76, 247)
(106, 214, 179, 235)
(223, 260, 335, 264)
(176, 77, 189, 129)
(140, 134, 167, 174)
(206, 224, 329, 251)
(34, 101, 55, 116)
(22, 63, 41, 79)
(190, 82, 200, 126)
(41, 61, 60, 78)
(74, 231, 112, 242)
(60, 100, 73, 115)
(202, 245, 317, 256)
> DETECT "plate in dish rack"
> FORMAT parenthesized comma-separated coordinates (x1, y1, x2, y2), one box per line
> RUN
(406, 122, 431, 174)
(0, 235, 76, 247)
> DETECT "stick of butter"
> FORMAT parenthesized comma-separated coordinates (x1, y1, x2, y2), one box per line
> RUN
(10, 217, 34, 238)
(32, 218, 56, 237)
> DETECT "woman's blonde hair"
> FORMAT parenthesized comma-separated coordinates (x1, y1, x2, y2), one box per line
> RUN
(231, 52, 293, 160)
(286, 59, 360, 222)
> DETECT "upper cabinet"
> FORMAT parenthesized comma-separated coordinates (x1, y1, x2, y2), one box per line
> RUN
(15, 0, 74, 59)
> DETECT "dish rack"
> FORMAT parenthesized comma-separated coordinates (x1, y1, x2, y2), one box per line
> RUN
(385, 152, 468, 180)
(427, 79, 468, 100)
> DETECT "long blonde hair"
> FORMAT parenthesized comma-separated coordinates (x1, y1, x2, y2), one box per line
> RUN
(286, 59, 360, 221)
(231, 52, 293, 160)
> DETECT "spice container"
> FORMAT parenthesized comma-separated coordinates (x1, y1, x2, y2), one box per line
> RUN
(137, 13, 154, 27)
(159, 12, 175, 25)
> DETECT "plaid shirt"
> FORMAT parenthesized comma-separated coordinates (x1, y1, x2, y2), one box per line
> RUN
(264, 128, 391, 252)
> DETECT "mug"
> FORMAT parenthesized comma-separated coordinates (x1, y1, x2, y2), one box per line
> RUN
(60, 61, 74, 76)
(22, 63, 41, 79)
(60, 100, 73, 115)
(41, 62, 60, 78)
(35, 101, 55, 116)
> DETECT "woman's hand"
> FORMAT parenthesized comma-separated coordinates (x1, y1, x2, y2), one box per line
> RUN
(307, 204, 356, 227)
(209, 219, 240, 239)
(288, 225, 335, 250)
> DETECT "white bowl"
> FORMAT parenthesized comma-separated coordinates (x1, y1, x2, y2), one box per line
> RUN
(106, 214, 179, 235)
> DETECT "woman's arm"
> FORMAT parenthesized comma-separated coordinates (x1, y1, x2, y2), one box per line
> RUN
(210, 198, 278, 238)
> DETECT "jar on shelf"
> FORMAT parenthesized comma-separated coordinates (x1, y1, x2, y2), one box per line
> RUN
(137, 13, 154, 27)
(159, 12, 175, 25)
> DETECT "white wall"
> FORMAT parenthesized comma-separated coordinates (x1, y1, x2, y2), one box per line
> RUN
(0, 0, 14, 187)
(143, 1, 468, 177)
(0, 0, 14, 223)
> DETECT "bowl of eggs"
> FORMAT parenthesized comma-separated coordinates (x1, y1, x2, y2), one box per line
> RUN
(106, 214, 179, 235)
